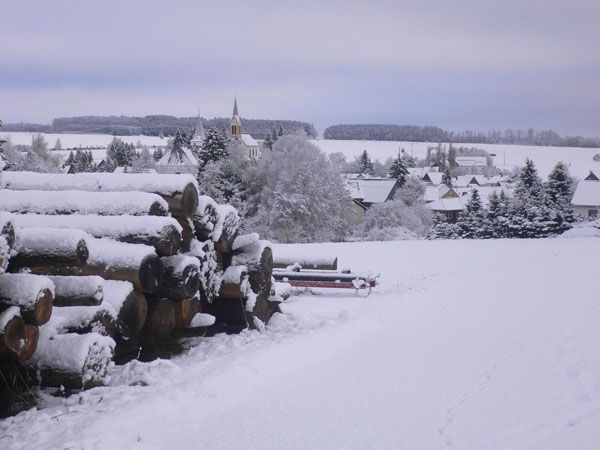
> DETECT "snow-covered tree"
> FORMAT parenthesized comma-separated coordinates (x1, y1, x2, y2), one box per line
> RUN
(358, 150, 374, 175)
(198, 127, 229, 169)
(515, 158, 543, 201)
(244, 134, 354, 243)
(447, 143, 457, 168)
(262, 127, 284, 151)
(106, 137, 135, 167)
(442, 168, 453, 187)
(393, 176, 426, 206)
(132, 148, 155, 172)
(53, 138, 62, 150)
(152, 148, 164, 161)
(388, 153, 409, 186)
(20, 133, 61, 172)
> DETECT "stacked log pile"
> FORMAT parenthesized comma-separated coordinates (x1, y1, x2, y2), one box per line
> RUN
(0, 171, 276, 398)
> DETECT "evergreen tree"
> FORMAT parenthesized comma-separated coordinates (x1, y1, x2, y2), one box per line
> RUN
(388, 153, 409, 186)
(106, 137, 135, 167)
(358, 150, 374, 175)
(263, 127, 285, 151)
(466, 189, 482, 214)
(198, 127, 229, 169)
(448, 143, 457, 168)
(153, 148, 164, 161)
(515, 158, 543, 201)
(54, 138, 62, 150)
(442, 168, 453, 187)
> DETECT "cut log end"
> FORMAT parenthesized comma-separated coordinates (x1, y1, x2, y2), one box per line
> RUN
(1, 221, 16, 252)
(118, 290, 148, 338)
(149, 201, 169, 217)
(173, 298, 199, 329)
(34, 288, 53, 326)
(155, 225, 182, 257)
(0, 316, 27, 358)
(76, 239, 89, 265)
(180, 184, 199, 218)
(139, 255, 164, 294)
(20, 325, 39, 362)
(146, 298, 176, 338)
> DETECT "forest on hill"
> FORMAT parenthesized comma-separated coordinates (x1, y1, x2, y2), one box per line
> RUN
(3, 116, 318, 139)
(323, 124, 600, 148)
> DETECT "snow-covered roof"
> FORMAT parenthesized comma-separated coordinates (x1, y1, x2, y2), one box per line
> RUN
(240, 134, 258, 147)
(426, 197, 466, 212)
(424, 185, 451, 202)
(157, 146, 198, 166)
(423, 172, 444, 184)
(407, 167, 432, 177)
(571, 180, 600, 206)
(345, 178, 397, 204)
(455, 156, 488, 167)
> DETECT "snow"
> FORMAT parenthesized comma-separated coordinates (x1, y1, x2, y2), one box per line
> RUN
(44, 304, 116, 335)
(1, 239, 600, 449)
(272, 246, 337, 269)
(571, 180, 600, 206)
(0, 190, 168, 216)
(87, 238, 156, 269)
(0, 273, 54, 307)
(2, 172, 198, 196)
(232, 233, 259, 251)
(221, 265, 247, 284)
(101, 280, 134, 311)
(344, 178, 396, 203)
(211, 204, 240, 242)
(426, 197, 466, 211)
(0, 132, 165, 149)
(13, 214, 182, 240)
(28, 331, 115, 384)
(190, 313, 216, 328)
(16, 227, 89, 256)
(161, 255, 200, 273)
(231, 240, 270, 270)
(561, 220, 600, 238)
(48, 275, 104, 304)
(313, 139, 600, 180)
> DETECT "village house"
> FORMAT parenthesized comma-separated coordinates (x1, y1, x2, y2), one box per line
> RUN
(455, 156, 489, 167)
(571, 171, 600, 219)
(426, 187, 465, 222)
(344, 176, 398, 223)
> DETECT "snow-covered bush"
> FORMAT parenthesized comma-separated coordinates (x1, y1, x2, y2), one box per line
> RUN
(364, 226, 417, 241)
(243, 135, 355, 243)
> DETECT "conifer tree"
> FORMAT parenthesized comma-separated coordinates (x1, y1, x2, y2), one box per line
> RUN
(442, 168, 453, 187)
(388, 153, 409, 186)
(358, 150, 374, 175)
(153, 148, 164, 161)
(198, 127, 229, 169)
(516, 158, 543, 201)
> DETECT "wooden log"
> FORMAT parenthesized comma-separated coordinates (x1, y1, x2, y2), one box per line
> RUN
(0, 212, 16, 253)
(218, 265, 248, 300)
(144, 298, 176, 339)
(2, 172, 199, 218)
(213, 205, 240, 252)
(0, 273, 54, 325)
(9, 227, 89, 270)
(232, 240, 273, 297)
(13, 214, 183, 257)
(27, 332, 115, 389)
(20, 325, 39, 362)
(0, 190, 168, 216)
(153, 255, 200, 300)
(272, 255, 338, 271)
(191, 196, 219, 241)
(48, 275, 103, 307)
(26, 239, 163, 294)
(0, 307, 27, 359)
(172, 298, 199, 329)
(272, 269, 377, 287)
(101, 280, 148, 338)
(187, 239, 220, 303)
(175, 217, 194, 252)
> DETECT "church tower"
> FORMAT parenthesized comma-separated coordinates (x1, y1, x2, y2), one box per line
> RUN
(230, 98, 242, 138)
(191, 109, 205, 146)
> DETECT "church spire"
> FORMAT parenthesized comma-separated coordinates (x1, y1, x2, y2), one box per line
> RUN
(233, 97, 239, 117)
(230, 97, 242, 137)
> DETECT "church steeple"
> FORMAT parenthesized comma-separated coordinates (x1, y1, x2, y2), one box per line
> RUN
(191, 108, 205, 145)
(230, 97, 242, 137)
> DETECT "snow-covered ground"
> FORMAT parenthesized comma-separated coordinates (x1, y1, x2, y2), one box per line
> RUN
(314, 139, 600, 180)
(2, 131, 599, 179)
(2, 238, 599, 449)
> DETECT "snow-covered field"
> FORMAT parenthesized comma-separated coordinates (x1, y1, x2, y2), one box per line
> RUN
(3, 131, 600, 179)
(1, 238, 599, 449)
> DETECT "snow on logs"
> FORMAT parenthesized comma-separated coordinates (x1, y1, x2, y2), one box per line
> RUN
(0, 212, 17, 273)
(9, 227, 89, 270)
(0, 273, 54, 326)
(2, 172, 199, 219)
(0, 190, 169, 217)
(48, 275, 104, 307)
(13, 214, 183, 257)
(27, 239, 163, 294)
(152, 255, 200, 300)
(27, 330, 115, 389)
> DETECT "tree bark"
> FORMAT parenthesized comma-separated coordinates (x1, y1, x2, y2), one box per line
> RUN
(0, 274, 54, 325)
(48, 275, 104, 307)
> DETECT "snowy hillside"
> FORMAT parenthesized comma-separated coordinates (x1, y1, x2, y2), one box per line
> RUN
(2, 238, 599, 449)
(3, 131, 599, 179)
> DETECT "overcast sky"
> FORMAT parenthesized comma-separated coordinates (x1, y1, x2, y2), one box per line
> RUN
(1, 0, 599, 135)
